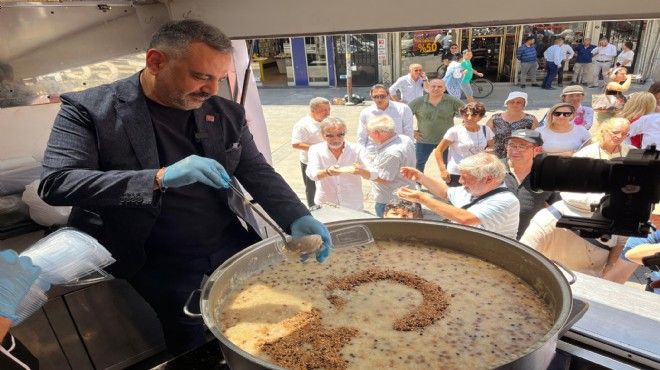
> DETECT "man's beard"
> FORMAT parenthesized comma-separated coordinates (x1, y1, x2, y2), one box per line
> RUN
(171, 90, 211, 110)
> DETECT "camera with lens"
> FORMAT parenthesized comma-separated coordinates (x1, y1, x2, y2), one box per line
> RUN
(530, 144, 660, 241)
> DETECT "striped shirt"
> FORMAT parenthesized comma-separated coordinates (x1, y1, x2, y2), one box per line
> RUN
(447, 184, 520, 239)
(516, 44, 538, 63)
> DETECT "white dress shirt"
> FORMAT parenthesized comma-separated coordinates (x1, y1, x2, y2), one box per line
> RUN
(543, 45, 563, 66)
(389, 74, 426, 103)
(592, 44, 617, 62)
(560, 44, 575, 62)
(306, 142, 375, 211)
(291, 114, 323, 164)
(357, 101, 414, 153)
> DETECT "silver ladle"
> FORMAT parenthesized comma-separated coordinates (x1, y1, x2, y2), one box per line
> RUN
(226, 182, 324, 257)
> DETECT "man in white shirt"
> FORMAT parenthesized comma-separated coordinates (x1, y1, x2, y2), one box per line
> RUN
(291, 97, 330, 207)
(590, 38, 618, 88)
(542, 38, 564, 90)
(358, 84, 414, 154)
(388, 64, 429, 103)
(306, 117, 376, 211)
(366, 115, 416, 217)
(557, 38, 575, 87)
(398, 152, 520, 239)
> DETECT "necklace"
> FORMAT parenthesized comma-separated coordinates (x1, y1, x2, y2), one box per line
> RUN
(465, 124, 482, 155)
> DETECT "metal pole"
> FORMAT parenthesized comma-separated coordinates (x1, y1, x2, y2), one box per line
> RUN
(345, 34, 354, 105)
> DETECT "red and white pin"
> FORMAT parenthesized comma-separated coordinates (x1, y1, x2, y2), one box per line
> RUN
(205, 115, 215, 122)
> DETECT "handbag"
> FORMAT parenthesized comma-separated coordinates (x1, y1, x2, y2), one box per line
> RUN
(592, 89, 626, 113)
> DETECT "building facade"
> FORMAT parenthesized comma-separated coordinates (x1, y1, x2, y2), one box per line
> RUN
(249, 19, 659, 88)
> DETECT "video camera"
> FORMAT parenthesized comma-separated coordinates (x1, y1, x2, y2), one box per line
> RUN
(530, 144, 660, 242)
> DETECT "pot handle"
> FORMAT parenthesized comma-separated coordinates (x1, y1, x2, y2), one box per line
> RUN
(183, 289, 203, 318)
(552, 260, 577, 285)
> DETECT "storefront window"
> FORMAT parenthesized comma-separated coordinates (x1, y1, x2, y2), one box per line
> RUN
(399, 29, 449, 77)
(472, 27, 505, 36)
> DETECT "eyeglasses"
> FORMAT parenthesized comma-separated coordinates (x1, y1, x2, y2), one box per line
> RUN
(506, 144, 534, 151)
(325, 133, 346, 138)
(605, 130, 630, 137)
(371, 94, 388, 99)
(552, 111, 573, 117)
(413, 69, 423, 72)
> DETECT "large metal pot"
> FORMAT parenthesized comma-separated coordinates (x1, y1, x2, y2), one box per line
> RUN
(197, 220, 573, 370)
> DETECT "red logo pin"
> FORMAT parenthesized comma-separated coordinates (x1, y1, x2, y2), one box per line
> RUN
(206, 115, 215, 122)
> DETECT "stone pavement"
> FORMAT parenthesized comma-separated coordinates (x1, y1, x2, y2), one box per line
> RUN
(256, 80, 655, 289)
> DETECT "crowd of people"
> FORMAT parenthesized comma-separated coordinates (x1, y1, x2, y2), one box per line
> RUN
(292, 56, 660, 290)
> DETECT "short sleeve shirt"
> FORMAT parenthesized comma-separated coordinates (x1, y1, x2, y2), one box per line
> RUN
(444, 125, 495, 175)
(447, 184, 520, 239)
(408, 95, 463, 144)
(291, 114, 323, 163)
(535, 125, 591, 155)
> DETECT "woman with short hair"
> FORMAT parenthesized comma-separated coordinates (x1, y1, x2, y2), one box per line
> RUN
(435, 102, 494, 186)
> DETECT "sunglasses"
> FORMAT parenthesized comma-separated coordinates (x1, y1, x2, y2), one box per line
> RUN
(552, 111, 573, 117)
(371, 94, 388, 99)
(325, 133, 346, 138)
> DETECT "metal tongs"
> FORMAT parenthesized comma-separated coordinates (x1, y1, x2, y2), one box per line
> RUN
(226, 183, 373, 259)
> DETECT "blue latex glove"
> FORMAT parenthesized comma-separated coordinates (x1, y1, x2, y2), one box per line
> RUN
(0, 250, 42, 322)
(161, 155, 231, 189)
(290, 215, 332, 263)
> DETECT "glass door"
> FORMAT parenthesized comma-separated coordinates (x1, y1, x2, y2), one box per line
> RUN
(305, 36, 328, 85)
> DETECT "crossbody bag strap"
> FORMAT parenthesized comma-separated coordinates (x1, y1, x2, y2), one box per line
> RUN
(460, 187, 511, 210)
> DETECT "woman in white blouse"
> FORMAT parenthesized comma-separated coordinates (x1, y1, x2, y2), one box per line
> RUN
(434, 102, 494, 186)
(535, 102, 591, 156)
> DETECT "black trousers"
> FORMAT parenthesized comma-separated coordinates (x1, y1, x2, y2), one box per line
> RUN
(557, 60, 566, 85)
(300, 162, 316, 207)
(129, 224, 260, 355)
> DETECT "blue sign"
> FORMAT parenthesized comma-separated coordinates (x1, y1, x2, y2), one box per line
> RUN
(339, 74, 347, 79)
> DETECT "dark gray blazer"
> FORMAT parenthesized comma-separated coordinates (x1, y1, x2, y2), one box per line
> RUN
(39, 72, 309, 278)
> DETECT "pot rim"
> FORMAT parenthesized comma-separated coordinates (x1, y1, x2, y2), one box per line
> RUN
(200, 219, 573, 369)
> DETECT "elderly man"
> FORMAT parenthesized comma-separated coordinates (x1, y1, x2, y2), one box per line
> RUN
(590, 38, 618, 88)
(408, 79, 463, 173)
(389, 63, 429, 103)
(571, 37, 596, 86)
(542, 37, 564, 90)
(39, 19, 331, 355)
(292, 97, 331, 207)
(357, 84, 414, 154)
(516, 36, 539, 88)
(306, 117, 375, 211)
(502, 130, 557, 239)
(398, 152, 520, 239)
(366, 115, 416, 217)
